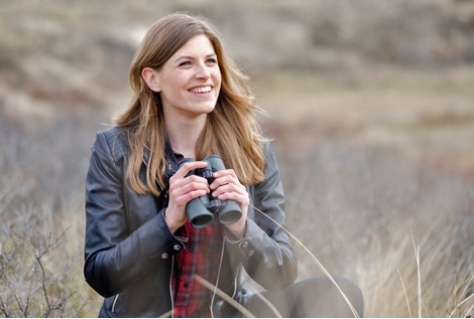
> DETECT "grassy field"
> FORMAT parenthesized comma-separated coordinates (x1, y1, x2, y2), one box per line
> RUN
(1, 68, 474, 317)
(258, 68, 474, 317)
(1, 1, 474, 317)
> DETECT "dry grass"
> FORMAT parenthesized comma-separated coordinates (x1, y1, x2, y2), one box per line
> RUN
(255, 67, 474, 174)
(0, 111, 104, 317)
(272, 132, 474, 317)
(1, 70, 474, 317)
(1, 1, 474, 317)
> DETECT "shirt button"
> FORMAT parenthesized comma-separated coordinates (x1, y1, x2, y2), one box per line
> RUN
(242, 241, 249, 248)
(183, 282, 190, 289)
(173, 244, 181, 251)
(161, 252, 169, 259)
(248, 250, 254, 257)
(188, 245, 194, 252)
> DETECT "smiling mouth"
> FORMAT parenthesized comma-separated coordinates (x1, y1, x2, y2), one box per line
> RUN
(189, 86, 212, 94)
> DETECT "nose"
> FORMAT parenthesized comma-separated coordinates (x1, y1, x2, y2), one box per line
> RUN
(195, 62, 211, 79)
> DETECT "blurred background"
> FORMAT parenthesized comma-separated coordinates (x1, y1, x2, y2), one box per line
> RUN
(1, 0, 474, 317)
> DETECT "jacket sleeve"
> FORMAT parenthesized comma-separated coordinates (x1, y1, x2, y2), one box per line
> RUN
(226, 142, 298, 291)
(84, 130, 184, 297)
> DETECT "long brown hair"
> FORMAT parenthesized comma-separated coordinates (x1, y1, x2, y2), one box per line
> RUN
(114, 13, 267, 196)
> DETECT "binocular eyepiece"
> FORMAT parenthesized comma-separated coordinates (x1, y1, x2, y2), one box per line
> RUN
(178, 155, 242, 228)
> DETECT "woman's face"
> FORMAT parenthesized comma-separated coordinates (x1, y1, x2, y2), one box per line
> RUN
(155, 34, 222, 120)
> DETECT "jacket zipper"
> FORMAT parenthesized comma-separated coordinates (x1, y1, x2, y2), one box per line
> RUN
(111, 294, 120, 313)
(169, 256, 175, 317)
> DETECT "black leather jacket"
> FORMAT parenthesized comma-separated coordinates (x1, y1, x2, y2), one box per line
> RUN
(84, 127, 298, 317)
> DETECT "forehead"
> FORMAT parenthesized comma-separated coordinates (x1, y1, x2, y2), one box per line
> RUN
(173, 34, 216, 58)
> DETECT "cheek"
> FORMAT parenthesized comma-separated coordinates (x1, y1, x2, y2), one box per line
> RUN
(169, 74, 187, 88)
(162, 76, 188, 95)
(213, 71, 222, 88)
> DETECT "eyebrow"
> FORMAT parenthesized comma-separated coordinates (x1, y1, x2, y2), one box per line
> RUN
(173, 53, 217, 63)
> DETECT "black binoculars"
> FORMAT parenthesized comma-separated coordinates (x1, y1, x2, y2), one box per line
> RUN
(178, 155, 242, 228)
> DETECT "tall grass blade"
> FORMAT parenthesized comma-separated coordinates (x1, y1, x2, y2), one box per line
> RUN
(411, 230, 422, 318)
(448, 293, 474, 318)
(244, 281, 283, 318)
(194, 275, 256, 318)
(250, 204, 360, 318)
(397, 267, 412, 318)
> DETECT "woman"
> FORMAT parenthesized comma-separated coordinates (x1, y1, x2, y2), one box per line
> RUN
(84, 13, 363, 318)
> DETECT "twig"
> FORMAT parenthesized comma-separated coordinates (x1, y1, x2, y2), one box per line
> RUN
(4, 274, 25, 315)
(34, 253, 52, 317)
(33, 228, 70, 317)
(23, 276, 34, 317)
(0, 295, 12, 318)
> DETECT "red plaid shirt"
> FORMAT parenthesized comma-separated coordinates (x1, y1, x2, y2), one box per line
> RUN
(170, 153, 224, 317)
(172, 221, 223, 317)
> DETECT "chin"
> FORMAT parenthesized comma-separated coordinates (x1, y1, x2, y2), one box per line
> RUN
(185, 99, 218, 115)
(200, 102, 218, 114)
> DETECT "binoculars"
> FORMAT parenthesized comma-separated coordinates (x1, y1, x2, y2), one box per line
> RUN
(178, 155, 242, 228)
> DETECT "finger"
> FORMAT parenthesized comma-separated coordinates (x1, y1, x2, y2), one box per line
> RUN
(215, 188, 249, 207)
(168, 179, 210, 208)
(173, 161, 208, 179)
(172, 188, 209, 207)
(212, 182, 247, 198)
(212, 168, 237, 179)
(170, 175, 209, 196)
(210, 170, 239, 189)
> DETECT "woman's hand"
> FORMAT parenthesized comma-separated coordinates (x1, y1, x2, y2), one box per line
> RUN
(210, 169, 249, 239)
(165, 161, 209, 232)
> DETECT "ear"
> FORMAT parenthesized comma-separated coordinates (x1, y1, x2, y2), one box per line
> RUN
(141, 67, 161, 92)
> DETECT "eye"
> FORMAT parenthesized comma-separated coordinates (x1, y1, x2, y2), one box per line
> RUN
(178, 60, 191, 67)
(206, 57, 217, 65)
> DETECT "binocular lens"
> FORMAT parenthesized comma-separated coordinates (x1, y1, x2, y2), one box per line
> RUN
(190, 214, 214, 228)
(187, 195, 215, 228)
(218, 200, 242, 225)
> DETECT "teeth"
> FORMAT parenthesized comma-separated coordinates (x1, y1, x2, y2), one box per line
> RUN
(190, 86, 211, 94)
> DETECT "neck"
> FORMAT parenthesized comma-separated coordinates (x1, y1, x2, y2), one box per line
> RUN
(165, 115, 207, 159)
